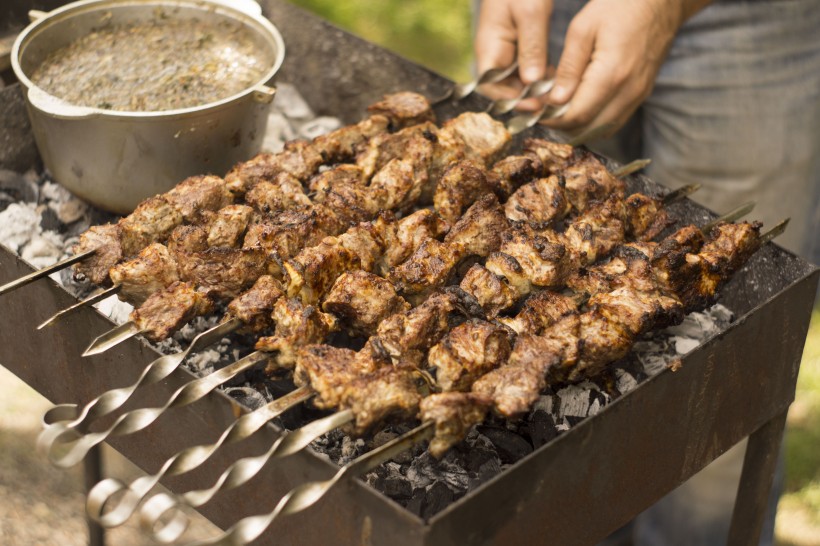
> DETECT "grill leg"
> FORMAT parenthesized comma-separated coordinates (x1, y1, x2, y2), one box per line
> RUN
(727, 409, 788, 546)
(84, 444, 105, 546)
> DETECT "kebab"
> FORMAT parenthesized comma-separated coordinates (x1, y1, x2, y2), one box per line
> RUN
(0, 92, 442, 298)
(163, 217, 783, 546)
(120, 186, 707, 536)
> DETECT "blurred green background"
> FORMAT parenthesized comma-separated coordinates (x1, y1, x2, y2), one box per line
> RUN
(288, 1, 820, 544)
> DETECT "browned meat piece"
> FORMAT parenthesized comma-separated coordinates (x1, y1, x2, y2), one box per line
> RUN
(484, 252, 533, 302)
(177, 247, 267, 299)
(489, 154, 542, 198)
(504, 176, 571, 228)
(419, 392, 492, 458)
(433, 160, 496, 224)
(244, 173, 311, 214)
(224, 275, 284, 333)
(494, 227, 579, 288)
(338, 367, 422, 435)
(471, 356, 552, 418)
(322, 271, 410, 337)
(337, 221, 388, 273)
(293, 344, 384, 409)
(622, 193, 671, 241)
(366, 92, 435, 129)
(375, 288, 481, 359)
(523, 138, 575, 174)
(369, 157, 429, 213)
(700, 221, 763, 278)
(164, 174, 233, 223)
(315, 174, 382, 227)
(283, 237, 359, 305)
(497, 290, 579, 336)
(307, 164, 364, 194)
(130, 281, 213, 341)
(563, 196, 627, 264)
(508, 313, 582, 383)
(379, 209, 449, 273)
(257, 297, 339, 369)
(429, 319, 513, 392)
(118, 196, 184, 257)
(388, 239, 463, 299)
(224, 141, 324, 196)
(109, 243, 179, 306)
(243, 208, 331, 263)
(566, 244, 657, 296)
(589, 286, 683, 339)
(562, 153, 625, 212)
(206, 205, 254, 248)
(459, 264, 521, 317)
(72, 223, 123, 285)
(167, 225, 209, 257)
(566, 309, 634, 381)
(443, 194, 508, 258)
(439, 112, 511, 165)
(356, 122, 435, 180)
(312, 115, 390, 162)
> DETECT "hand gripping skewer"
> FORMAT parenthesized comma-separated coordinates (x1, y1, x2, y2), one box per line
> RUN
(148, 217, 789, 546)
(85, 386, 313, 528)
(431, 61, 519, 104)
(37, 349, 270, 468)
(486, 77, 556, 116)
(40, 318, 243, 430)
(0, 249, 96, 297)
(141, 422, 435, 546)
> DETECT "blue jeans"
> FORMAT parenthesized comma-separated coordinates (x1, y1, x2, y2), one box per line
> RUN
(543, 1, 820, 544)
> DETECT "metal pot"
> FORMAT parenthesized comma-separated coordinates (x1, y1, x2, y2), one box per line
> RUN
(11, 0, 285, 214)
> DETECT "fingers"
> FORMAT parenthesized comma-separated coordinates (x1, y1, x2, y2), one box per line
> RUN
(548, 16, 595, 105)
(511, 1, 551, 83)
(475, 0, 518, 75)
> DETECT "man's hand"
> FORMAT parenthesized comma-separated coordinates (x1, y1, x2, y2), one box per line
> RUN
(475, 0, 554, 111)
(475, 0, 712, 133)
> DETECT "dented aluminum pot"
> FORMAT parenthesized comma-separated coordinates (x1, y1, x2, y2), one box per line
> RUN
(11, 0, 284, 214)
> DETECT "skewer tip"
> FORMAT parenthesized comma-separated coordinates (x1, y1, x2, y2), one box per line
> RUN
(82, 322, 141, 357)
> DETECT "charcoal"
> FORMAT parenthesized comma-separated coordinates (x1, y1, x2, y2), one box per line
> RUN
(0, 168, 38, 207)
(528, 410, 558, 449)
(39, 206, 62, 232)
(476, 426, 533, 464)
(404, 487, 426, 515)
(421, 481, 454, 519)
(469, 456, 502, 489)
(378, 473, 413, 499)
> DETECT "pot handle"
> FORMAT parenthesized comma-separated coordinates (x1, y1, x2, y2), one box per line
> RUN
(251, 84, 276, 104)
(27, 86, 100, 120)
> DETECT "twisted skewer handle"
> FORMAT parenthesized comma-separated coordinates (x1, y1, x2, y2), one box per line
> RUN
(139, 406, 352, 543)
(432, 61, 519, 104)
(85, 386, 313, 527)
(42, 318, 243, 432)
(163, 422, 434, 546)
(38, 350, 269, 468)
(487, 77, 555, 116)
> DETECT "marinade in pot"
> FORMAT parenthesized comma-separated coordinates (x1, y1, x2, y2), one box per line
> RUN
(30, 17, 268, 112)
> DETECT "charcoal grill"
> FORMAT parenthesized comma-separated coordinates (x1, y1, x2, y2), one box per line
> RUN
(1, 1, 818, 544)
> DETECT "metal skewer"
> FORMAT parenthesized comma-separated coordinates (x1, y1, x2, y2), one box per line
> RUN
(431, 61, 519, 104)
(0, 248, 95, 297)
(139, 404, 355, 543)
(83, 321, 145, 357)
(37, 350, 270, 468)
(487, 77, 555, 116)
(85, 386, 314, 528)
(506, 102, 570, 135)
(142, 422, 435, 546)
(41, 318, 243, 431)
(38, 285, 122, 329)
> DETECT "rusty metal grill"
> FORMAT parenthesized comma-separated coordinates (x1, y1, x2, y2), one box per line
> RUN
(1, 1, 818, 544)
